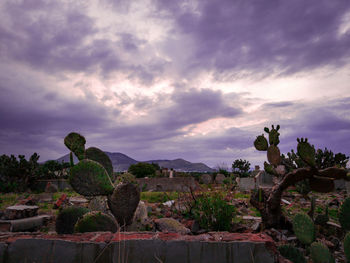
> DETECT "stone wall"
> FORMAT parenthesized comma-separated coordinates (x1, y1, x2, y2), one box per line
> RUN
(136, 177, 200, 192)
(32, 179, 72, 192)
(0, 232, 280, 263)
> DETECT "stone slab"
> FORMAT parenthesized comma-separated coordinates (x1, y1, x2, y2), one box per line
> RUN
(238, 177, 257, 191)
(4, 205, 39, 220)
(0, 215, 50, 232)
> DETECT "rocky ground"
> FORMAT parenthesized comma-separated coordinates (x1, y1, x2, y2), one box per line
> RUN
(0, 184, 349, 262)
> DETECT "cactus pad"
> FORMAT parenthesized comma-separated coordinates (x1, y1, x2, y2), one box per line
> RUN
(292, 213, 315, 245)
(297, 138, 316, 167)
(108, 182, 140, 226)
(74, 211, 118, 233)
(254, 135, 268, 151)
(278, 245, 306, 263)
(344, 232, 350, 262)
(268, 124, 280, 146)
(64, 132, 86, 160)
(339, 197, 350, 231)
(85, 147, 114, 178)
(310, 242, 333, 263)
(69, 159, 114, 196)
(55, 206, 90, 234)
(267, 145, 281, 166)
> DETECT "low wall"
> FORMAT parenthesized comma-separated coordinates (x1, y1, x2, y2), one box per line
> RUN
(0, 232, 280, 263)
(136, 177, 200, 192)
(33, 179, 72, 192)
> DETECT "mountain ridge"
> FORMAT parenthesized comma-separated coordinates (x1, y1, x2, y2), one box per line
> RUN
(56, 152, 214, 172)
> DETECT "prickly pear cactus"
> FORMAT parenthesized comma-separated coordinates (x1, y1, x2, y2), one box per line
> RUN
(267, 145, 281, 166)
(344, 232, 350, 262)
(85, 147, 113, 178)
(55, 206, 90, 234)
(74, 211, 118, 233)
(297, 138, 316, 167)
(254, 134, 268, 151)
(292, 213, 315, 245)
(278, 245, 306, 263)
(64, 132, 86, 160)
(69, 159, 114, 196)
(265, 124, 280, 146)
(339, 197, 350, 231)
(310, 242, 333, 263)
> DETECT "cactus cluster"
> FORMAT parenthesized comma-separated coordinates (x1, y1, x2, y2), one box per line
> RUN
(253, 125, 282, 173)
(292, 213, 315, 245)
(57, 132, 140, 233)
(297, 138, 316, 167)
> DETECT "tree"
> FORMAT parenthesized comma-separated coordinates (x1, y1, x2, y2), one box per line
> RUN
(128, 162, 156, 178)
(232, 159, 251, 177)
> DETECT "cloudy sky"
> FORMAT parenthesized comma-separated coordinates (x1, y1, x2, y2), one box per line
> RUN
(1, 0, 350, 168)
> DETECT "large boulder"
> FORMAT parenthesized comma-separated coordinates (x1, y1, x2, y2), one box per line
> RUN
(200, 174, 212, 184)
(154, 218, 191, 235)
(107, 183, 140, 227)
(88, 196, 109, 214)
(69, 159, 114, 196)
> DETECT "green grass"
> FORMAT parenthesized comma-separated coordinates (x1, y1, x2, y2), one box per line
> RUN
(141, 192, 179, 203)
(0, 193, 17, 210)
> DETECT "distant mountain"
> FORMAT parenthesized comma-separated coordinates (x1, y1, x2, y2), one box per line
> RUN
(56, 152, 213, 172)
(145, 158, 214, 172)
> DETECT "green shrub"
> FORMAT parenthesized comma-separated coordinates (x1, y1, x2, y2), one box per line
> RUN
(192, 192, 236, 231)
(128, 162, 156, 178)
(55, 206, 90, 234)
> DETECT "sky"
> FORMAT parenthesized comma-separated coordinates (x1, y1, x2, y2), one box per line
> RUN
(1, 0, 350, 169)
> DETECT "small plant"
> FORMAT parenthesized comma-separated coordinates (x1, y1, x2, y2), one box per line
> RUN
(310, 242, 334, 263)
(278, 245, 306, 263)
(55, 206, 90, 234)
(192, 192, 236, 231)
(292, 213, 315, 245)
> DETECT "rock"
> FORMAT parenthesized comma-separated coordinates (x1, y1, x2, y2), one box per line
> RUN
(200, 174, 212, 184)
(251, 221, 261, 232)
(133, 201, 148, 224)
(37, 193, 53, 203)
(45, 182, 58, 193)
(0, 215, 50, 232)
(215, 174, 226, 184)
(69, 197, 89, 206)
(275, 165, 286, 176)
(107, 183, 140, 226)
(74, 211, 118, 233)
(17, 196, 37, 206)
(4, 205, 39, 220)
(88, 196, 108, 213)
(154, 218, 191, 235)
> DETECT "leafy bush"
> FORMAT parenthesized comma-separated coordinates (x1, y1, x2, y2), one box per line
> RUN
(232, 159, 251, 178)
(128, 162, 157, 178)
(0, 153, 40, 192)
(192, 192, 236, 231)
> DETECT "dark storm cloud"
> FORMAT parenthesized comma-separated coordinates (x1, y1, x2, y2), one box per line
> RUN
(156, 0, 350, 78)
(0, 1, 165, 84)
(256, 97, 350, 156)
(159, 88, 242, 130)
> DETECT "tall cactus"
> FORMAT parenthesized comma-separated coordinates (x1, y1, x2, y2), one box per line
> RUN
(250, 125, 349, 229)
(339, 197, 350, 231)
